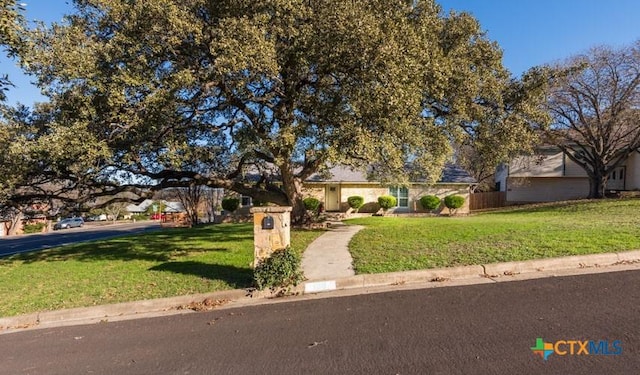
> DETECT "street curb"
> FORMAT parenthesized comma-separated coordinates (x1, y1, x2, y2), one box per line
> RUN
(481, 251, 640, 277)
(37, 289, 249, 325)
(332, 265, 485, 290)
(2, 250, 640, 333)
(0, 289, 248, 333)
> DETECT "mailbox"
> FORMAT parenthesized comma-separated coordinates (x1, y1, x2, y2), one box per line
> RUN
(262, 215, 274, 230)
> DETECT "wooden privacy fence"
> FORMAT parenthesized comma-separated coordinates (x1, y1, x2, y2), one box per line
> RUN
(469, 192, 507, 211)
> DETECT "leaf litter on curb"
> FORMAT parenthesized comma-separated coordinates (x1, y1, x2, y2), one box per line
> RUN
(177, 298, 230, 312)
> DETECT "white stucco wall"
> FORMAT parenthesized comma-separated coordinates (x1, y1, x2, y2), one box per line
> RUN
(563, 156, 589, 177)
(509, 152, 564, 177)
(509, 149, 590, 178)
(625, 151, 640, 190)
(495, 164, 508, 192)
(506, 177, 589, 202)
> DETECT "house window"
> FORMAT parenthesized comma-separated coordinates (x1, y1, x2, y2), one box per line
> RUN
(389, 186, 409, 208)
(241, 196, 252, 207)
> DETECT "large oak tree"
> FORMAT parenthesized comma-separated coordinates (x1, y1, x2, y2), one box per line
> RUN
(23, 0, 545, 222)
(1, 1, 32, 233)
(0, 0, 23, 100)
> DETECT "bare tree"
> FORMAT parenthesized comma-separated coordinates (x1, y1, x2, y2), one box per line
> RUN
(174, 185, 203, 226)
(0, 206, 23, 235)
(545, 42, 640, 198)
(103, 202, 128, 223)
(202, 187, 224, 223)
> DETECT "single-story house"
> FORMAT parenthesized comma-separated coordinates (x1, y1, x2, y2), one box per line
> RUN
(164, 201, 185, 213)
(0, 203, 52, 236)
(495, 147, 640, 203)
(126, 199, 155, 214)
(303, 164, 476, 214)
(126, 199, 185, 215)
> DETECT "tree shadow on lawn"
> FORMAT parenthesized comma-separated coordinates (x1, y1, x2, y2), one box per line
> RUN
(143, 224, 254, 244)
(149, 261, 253, 289)
(6, 224, 254, 264)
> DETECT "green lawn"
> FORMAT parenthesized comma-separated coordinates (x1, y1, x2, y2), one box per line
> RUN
(0, 224, 324, 317)
(346, 199, 640, 274)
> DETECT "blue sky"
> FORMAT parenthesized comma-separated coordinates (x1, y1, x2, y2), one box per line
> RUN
(2, 0, 640, 107)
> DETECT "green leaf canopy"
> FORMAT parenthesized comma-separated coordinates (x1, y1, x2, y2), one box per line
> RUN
(19, 0, 544, 221)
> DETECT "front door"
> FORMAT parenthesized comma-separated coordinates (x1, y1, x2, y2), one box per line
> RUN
(325, 185, 341, 211)
(607, 166, 626, 190)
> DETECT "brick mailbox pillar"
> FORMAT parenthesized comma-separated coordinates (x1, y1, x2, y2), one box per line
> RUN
(250, 206, 292, 266)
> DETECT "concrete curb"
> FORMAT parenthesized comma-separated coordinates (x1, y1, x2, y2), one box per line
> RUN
(481, 251, 640, 277)
(2, 250, 640, 334)
(330, 265, 485, 290)
(0, 290, 248, 333)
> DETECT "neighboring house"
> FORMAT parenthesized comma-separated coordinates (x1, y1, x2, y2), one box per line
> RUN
(495, 146, 640, 203)
(0, 203, 51, 236)
(303, 164, 476, 214)
(0, 215, 12, 236)
(126, 199, 155, 215)
(125, 199, 186, 215)
(164, 201, 186, 213)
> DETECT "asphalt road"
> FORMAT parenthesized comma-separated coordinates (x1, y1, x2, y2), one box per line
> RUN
(0, 221, 162, 257)
(2, 270, 639, 374)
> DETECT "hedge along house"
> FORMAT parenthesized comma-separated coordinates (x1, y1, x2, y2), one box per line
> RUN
(303, 165, 476, 214)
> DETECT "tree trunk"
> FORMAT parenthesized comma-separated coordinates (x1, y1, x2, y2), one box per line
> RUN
(588, 173, 607, 199)
(290, 195, 308, 226)
(7, 211, 23, 236)
(188, 210, 199, 227)
(280, 168, 308, 225)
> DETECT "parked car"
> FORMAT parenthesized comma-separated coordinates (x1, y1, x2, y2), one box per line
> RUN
(53, 217, 84, 230)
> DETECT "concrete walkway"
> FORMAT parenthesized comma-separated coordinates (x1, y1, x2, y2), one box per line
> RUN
(301, 223, 364, 281)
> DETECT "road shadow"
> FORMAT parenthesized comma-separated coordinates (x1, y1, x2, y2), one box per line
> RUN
(149, 261, 253, 288)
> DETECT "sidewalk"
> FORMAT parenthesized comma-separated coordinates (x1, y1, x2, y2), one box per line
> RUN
(301, 223, 363, 281)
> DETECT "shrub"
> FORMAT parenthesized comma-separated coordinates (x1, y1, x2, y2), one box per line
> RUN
(444, 195, 465, 214)
(347, 196, 365, 211)
(252, 199, 268, 207)
(420, 195, 441, 211)
(377, 195, 397, 210)
(303, 197, 321, 212)
(23, 222, 46, 234)
(253, 247, 304, 294)
(221, 198, 240, 212)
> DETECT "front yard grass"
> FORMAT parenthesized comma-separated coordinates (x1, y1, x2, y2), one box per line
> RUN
(346, 199, 640, 274)
(0, 224, 323, 318)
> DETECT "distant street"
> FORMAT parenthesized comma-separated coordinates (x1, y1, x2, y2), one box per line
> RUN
(0, 221, 162, 257)
(2, 270, 639, 374)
